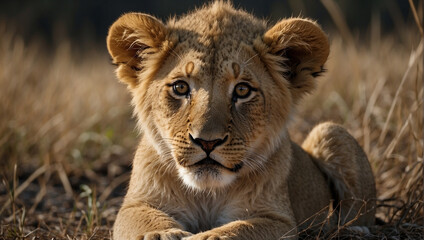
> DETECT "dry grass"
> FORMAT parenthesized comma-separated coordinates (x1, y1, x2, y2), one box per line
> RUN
(0, 22, 135, 239)
(0, 1, 423, 239)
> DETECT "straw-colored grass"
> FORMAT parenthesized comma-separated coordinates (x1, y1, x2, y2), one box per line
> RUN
(0, 1, 422, 239)
(0, 22, 136, 239)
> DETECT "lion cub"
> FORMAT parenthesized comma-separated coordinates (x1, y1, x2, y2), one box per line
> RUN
(107, 2, 376, 239)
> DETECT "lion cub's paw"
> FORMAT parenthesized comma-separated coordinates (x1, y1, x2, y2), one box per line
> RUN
(140, 228, 193, 240)
(183, 232, 226, 240)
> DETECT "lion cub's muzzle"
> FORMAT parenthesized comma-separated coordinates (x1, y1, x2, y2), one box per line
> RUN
(188, 134, 243, 172)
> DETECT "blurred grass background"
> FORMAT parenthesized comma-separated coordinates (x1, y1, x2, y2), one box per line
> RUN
(0, 0, 422, 239)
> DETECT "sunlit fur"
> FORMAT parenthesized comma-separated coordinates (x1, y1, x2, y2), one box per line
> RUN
(107, 2, 376, 240)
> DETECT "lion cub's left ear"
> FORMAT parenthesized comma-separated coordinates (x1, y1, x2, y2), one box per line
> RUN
(263, 18, 329, 102)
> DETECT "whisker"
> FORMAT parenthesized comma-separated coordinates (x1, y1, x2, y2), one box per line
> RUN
(170, 48, 183, 61)
(243, 53, 258, 66)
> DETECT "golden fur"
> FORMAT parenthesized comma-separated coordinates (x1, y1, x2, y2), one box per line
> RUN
(107, 2, 376, 239)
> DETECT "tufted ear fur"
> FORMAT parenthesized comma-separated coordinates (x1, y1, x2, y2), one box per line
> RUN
(107, 13, 167, 88)
(263, 18, 329, 102)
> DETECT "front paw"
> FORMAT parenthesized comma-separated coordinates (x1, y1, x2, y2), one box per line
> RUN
(140, 228, 192, 240)
(183, 232, 226, 240)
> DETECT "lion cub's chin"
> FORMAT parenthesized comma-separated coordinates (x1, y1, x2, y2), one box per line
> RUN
(177, 165, 237, 190)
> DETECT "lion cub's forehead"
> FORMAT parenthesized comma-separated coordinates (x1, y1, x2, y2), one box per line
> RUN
(178, 58, 244, 82)
(171, 44, 255, 83)
(167, 2, 266, 81)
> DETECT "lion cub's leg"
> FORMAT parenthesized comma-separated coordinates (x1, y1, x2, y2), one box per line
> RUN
(301, 122, 376, 226)
(113, 202, 192, 240)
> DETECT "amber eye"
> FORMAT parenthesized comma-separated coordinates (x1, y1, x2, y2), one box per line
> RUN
(172, 80, 190, 96)
(233, 83, 252, 99)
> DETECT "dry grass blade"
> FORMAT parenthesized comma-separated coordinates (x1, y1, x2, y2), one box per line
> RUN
(0, 164, 47, 214)
(320, 0, 355, 47)
(362, 77, 387, 154)
(98, 173, 130, 202)
(57, 162, 73, 197)
(383, 115, 412, 158)
(409, 0, 424, 36)
(378, 39, 423, 145)
(29, 176, 47, 214)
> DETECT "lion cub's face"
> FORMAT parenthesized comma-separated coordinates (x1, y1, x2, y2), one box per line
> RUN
(151, 51, 287, 189)
(107, 4, 329, 190)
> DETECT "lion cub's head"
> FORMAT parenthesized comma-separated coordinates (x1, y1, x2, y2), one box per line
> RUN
(107, 2, 329, 190)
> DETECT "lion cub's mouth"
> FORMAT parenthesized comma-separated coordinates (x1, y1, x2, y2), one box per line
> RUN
(192, 157, 243, 173)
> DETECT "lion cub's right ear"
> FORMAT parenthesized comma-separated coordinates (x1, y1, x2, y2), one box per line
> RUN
(107, 13, 167, 88)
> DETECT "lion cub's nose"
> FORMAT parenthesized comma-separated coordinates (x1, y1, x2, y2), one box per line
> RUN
(189, 134, 228, 155)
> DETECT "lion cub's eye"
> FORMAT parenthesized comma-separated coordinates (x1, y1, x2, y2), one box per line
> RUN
(233, 83, 252, 99)
(172, 80, 190, 96)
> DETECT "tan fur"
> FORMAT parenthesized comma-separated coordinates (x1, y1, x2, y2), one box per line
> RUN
(107, 2, 376, 240)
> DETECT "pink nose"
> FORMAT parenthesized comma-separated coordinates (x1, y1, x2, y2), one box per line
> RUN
(189, 135, 228, 154)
